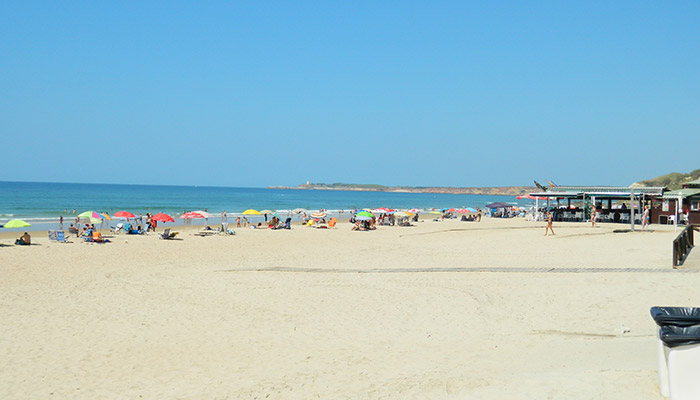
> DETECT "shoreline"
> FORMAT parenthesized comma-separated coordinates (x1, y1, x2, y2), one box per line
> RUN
(267, 184, 535, 196)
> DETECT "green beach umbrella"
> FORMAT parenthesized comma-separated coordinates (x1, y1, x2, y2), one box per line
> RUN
(3, 219, 31, 228)
(355, 211, 374, 221)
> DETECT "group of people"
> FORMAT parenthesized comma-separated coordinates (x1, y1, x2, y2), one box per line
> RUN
(350, 218, 376, 231)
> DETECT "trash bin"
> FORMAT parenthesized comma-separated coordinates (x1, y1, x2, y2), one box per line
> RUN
(651, 307, 700, 327)
(659, 325, 700, 400)
(650, 307, 700, 398)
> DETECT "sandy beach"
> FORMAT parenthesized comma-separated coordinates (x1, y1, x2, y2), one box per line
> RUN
(1, 217, 697, 399)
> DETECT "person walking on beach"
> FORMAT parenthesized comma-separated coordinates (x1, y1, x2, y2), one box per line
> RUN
(59, 215, 63, 229)
(221, 210, 228, 231)
(642, 205, 650, 230)
(590, 204, 597, 227)
(236, 216, 241, 228)
(544, 210, 555, 236)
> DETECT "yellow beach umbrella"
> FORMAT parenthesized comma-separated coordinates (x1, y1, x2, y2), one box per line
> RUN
(242, 209, 261, 215)
(3, 219, 31, 228)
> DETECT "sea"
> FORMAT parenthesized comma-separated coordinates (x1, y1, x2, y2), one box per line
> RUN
(0, 181, 531, 231)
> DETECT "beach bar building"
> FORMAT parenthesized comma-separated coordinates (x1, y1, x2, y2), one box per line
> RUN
(529, 186, 667, 224)
(656, 179, 700, 225)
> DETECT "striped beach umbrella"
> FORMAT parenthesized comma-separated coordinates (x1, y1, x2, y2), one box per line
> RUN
(78, 210, 104, 224)
(180, 212, 205, 219)
(310, 212, 326, 219)
(355, 210, 374, 221)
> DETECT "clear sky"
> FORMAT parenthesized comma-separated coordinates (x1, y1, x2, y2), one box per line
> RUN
(2, 1, 698, 188)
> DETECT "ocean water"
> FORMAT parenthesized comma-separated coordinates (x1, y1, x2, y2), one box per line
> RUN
(0, 181, 529, 230)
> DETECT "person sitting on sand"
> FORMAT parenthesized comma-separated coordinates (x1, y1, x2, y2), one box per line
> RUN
(351, 221, 365, 231)
(15, 232, 31, 245)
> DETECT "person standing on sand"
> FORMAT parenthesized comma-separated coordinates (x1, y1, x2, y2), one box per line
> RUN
(642, 205, 650, 230)
(544, 210, 555, 236)
(236, 216, 241, 227)
(59, 215, 63, 229)
(590, 204, 597, 227)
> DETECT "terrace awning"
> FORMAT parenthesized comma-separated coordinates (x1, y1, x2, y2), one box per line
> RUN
(663, 188, 700, 199)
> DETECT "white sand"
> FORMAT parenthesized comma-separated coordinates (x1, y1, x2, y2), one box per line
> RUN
(0, 218, 696, 399)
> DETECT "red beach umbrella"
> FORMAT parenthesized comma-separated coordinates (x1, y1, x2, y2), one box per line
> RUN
(517, 195, 548, 200)
(180, 212, 205, 219)
(151, 213, 174, 223)
(114, 211, 136, 219)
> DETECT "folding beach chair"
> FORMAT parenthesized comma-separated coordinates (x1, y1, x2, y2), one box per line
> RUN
(158, 228, 178, 239)
(281, 218, 292, 229)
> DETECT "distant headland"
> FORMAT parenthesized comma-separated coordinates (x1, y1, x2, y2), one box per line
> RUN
(267, 183, 535, 196)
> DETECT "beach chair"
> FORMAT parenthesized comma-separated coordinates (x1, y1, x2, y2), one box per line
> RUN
(305, 219, 315, 227)
(110, 223, 124, 233)
(158, 228, 178, 239)
(48, 230, 69, 243)
(328, 218, 337, 228)
(282, 217, 292, 229)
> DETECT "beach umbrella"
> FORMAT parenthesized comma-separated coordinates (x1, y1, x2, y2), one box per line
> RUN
(394, 211, 414, 218)
(292, 208, 305, 213)
(355, 210, 374, 221)
(242, 209, 261, 215)
(193, 210, 211, 218)
(151, 213, 174, 223)
(180, 212, 205, 219)
(408, 208, 421, 213)
(517, 195, 548, 200)
(429, 211, 442, 215)
(78, 210, 104, 224)
(114, 211, 135, 219)
(259, 209, 274, 215)
(310, 211, 326, 219)
(3, 219, 31, 228)
(456, 208, 476, 214)
(485, 202, 511, 209)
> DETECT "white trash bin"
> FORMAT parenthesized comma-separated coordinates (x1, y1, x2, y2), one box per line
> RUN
(657, 328, 670, 397)
(660, 325, 700, 400)
(651, 307, 700, 398)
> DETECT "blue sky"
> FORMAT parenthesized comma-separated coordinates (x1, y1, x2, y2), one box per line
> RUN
(2, 1, 698, 188)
